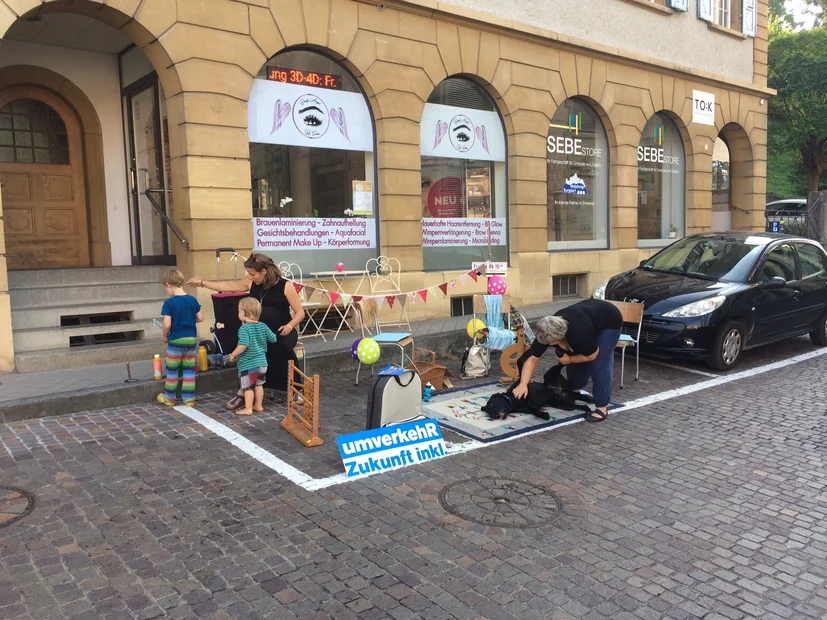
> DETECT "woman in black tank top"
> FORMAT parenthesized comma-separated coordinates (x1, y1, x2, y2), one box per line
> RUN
(189, 253, 305, 408)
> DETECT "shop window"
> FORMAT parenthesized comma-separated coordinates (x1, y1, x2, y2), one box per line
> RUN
(0, 99, 69, 165)
(248, 49, 377, 273)
(420, 78, 508, 272)
(637, 113, 686, 247)
(547, 99, 609, 251)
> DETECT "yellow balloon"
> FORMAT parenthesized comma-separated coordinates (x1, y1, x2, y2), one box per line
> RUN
(467, 318, 486, 339)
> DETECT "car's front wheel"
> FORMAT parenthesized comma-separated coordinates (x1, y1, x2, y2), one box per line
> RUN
(809, 309, 827, 346)
(707, 320, 745, 371)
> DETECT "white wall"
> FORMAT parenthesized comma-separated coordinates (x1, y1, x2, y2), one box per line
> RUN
(0, 39, 131, 265)
(436, 0, 754, 83)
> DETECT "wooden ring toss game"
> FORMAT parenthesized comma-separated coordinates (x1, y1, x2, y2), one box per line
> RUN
(282, 361, 323, 447)
(499, 330, 527, 384)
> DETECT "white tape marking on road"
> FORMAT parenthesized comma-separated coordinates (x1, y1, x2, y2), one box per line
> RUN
(178, 347, 827, 491)
(644, 359, 720, 378)
(173, 405, 314, 486)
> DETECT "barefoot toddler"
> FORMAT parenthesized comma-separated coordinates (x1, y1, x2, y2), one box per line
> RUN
(229, 297, 278, 415)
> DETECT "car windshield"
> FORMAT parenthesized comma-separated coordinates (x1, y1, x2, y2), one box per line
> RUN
(640, 236, 766, 283)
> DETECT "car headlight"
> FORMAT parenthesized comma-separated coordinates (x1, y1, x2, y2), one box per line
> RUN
(662, 296, 726, 318)
(592, 280, 608, 300)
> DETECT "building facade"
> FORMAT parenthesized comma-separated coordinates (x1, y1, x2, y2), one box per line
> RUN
(0, 0, 771, 371)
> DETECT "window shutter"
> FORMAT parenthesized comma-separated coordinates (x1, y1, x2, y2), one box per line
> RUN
(667, 0, 688, 11)
(742, 0, 757, 36)
(698, 0, 714, 21)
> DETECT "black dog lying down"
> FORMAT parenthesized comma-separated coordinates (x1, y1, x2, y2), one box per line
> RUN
(481, 364, 595, 421)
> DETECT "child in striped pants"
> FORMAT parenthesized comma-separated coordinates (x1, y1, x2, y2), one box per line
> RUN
(157, 269, 204, 406)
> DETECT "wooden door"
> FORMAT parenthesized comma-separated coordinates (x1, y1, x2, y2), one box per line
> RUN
(0, 88, 89, 270)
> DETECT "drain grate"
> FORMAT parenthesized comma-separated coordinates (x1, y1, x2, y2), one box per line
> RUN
(438, 477, 564, 528)
(0, 486, 36, 528)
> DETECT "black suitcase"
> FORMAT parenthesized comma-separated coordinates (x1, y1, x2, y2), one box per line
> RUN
(211, 292, 246, 354)
(366, 370, 422, 430)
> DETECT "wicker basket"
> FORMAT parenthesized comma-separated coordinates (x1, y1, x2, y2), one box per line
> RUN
(406, 348, 450, 391)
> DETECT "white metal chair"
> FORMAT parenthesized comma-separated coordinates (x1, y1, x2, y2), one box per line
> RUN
(279, 261, 326, 343)
(366, 256, 411, 331)
(606, 300, 644, 389)
(354, 299, 415, 385)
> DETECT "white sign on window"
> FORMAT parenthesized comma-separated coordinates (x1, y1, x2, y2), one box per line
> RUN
(692, 90, 716, 126)
(253, 217, 377, 251)
(420, 103, 505, 162)
(352, 181, 373, 216)
(247, 80, 374, 152)
(421, 218, 506, 248)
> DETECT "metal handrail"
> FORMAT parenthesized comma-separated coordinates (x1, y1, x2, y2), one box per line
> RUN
(143, 187, 190, 249)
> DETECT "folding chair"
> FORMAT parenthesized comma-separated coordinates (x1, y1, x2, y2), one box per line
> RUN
(279, 261, 326, 344)
(366, 256, 411, 331)
(472, 294, 514, 348)
(354, 299, 415, 385)
(606, 300, 644, 388)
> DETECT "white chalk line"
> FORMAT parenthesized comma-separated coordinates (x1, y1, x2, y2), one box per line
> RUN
(642, 359, 720, 378)
(176, 347, 827, 492)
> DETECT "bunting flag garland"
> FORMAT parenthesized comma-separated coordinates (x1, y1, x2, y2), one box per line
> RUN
(280, 264, 495, 310)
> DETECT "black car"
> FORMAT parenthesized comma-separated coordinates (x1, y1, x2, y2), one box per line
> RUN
(593, 232, 827, 370)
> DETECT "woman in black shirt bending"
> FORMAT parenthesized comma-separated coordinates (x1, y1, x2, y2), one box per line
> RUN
(513, 298, 623, 422)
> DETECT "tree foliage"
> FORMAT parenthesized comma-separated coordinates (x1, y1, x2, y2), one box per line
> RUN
(768, 28, 827, 194)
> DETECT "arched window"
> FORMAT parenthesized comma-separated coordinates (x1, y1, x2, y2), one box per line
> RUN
(712, 136, 731, 232)
(247, 49, 377, 272)
(546, 99, 609, 250)
(0, 99, 69, 164)
(419, 78, 507, 271)
(637, 113, 685, 246)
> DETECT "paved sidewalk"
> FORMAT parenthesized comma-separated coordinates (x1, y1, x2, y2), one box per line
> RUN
(1, 337, 826, 619)
(0, 300, 562, 404)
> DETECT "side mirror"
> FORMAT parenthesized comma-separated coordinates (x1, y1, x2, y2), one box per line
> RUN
(761, 276, 787, 290)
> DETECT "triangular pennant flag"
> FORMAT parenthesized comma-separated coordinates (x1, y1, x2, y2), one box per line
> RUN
(352, 295, 363, 302)
(468, 270, 478, 282)
(329, 291, 340, 305)
(293, 282, 304, 294)
(376, 296, 385, 310)
(396, 294, 407, 308)
(418, 289, 428, 303)
(304, 286, 316, 299)
(341, 294, 352, 307)
(459, 274, 468, 286)
(385, 295, 395, 309)
(438, 283, 449, 296)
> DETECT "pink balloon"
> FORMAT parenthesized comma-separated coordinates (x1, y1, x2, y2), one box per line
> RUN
(336, 263, 344, 272)
(487, 275, 507, 295)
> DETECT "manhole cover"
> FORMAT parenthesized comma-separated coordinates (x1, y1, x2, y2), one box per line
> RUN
(438, 477, 564, 528)
(0, 486, 36, 528)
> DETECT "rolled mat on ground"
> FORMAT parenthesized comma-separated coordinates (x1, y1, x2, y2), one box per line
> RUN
(420, 382, 621, 443)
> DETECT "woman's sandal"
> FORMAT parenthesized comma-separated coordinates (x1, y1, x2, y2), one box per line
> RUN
(585, 409, 608, 423)
(226, 395, 243, 411)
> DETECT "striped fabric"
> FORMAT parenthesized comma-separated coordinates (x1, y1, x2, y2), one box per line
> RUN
(164, 338, 197, 404)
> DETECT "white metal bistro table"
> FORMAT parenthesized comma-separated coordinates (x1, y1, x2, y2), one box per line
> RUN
(307, 270, 369, 340)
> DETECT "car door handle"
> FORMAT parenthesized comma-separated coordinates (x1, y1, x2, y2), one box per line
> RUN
(794, 290, 801, 300)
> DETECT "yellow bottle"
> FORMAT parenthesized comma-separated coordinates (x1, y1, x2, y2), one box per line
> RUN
(153, 354, 163, 380)
(198, 346, 209, 372)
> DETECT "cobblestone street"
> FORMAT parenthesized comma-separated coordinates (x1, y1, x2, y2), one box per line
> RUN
(2, 340, 827, 620)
